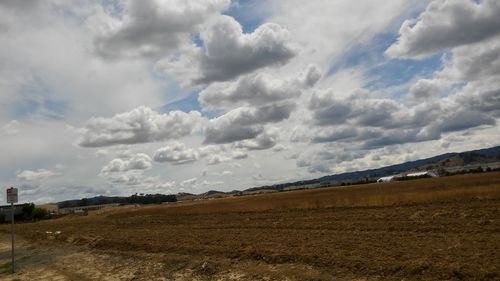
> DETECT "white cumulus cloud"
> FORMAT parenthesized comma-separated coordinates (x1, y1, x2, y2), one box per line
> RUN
(101, 153, 153, 174)
(17, 168, 59, 182)
(94, 0, 230, 59)
(386, 0, 500, 59)
(156, 15, 296, 85)
(199, 65, 320, 109)
(78, 106, 203, 147)
(153, 142, 199, 165)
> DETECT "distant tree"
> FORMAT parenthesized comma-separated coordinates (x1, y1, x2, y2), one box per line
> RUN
(80, 198, 89, 206)
(22, 203, 35, 217)
(32, 208, 47, 219)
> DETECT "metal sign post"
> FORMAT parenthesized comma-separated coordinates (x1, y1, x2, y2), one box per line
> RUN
(6, 187, 18, 274)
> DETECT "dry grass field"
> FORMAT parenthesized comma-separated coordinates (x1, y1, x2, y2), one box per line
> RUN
(2, 172, 500, 280)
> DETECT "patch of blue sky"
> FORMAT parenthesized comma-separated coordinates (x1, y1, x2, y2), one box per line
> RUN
(327, 33, 397, 76)
(12, 78, 67, 120)
(191, 33, 204, 48)
(160, 92, 223, 119)
(100, 0, 124, 18)
(224, 0, 267, 33)
(364, 54, 442, 93)
(151, 70, 205, 115)
(152, 59, 225, 118)
(328, 32, 443, 94)
(160, 92, 201, 113)
(13, 97, 67, 121)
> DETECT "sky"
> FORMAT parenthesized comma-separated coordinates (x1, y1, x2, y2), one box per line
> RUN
(1, 0, 499, 204)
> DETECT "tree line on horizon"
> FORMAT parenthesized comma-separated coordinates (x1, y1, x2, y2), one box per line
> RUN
(57, 193, 177, 208)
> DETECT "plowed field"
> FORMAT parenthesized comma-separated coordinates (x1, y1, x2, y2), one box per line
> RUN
(2, 172, 500, 280)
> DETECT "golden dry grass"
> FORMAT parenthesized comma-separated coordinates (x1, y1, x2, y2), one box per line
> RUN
(119, 171, 500, 215)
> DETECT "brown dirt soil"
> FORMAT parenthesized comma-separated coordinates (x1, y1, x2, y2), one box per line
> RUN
(1, 172, 500, 280)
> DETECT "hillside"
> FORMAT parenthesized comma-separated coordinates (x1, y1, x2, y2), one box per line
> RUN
(245, 145, 500, 193)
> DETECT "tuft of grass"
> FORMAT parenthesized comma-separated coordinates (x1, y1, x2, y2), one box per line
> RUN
(0, 261, 12, 274)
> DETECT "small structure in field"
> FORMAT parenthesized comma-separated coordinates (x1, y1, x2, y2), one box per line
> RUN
(377, 175, 400, 183)
(0, 204, 24, 222)
(406, 171, 438, 178)
(377, 170, 439, 183)
(377, 174, 405, 182)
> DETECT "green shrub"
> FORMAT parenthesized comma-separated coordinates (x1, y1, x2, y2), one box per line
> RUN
(22, 203, 35, 218)
(32, 208, 47, 219)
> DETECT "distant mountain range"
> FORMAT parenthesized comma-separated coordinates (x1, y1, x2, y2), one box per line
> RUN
(243, 145, 500, 193)
(57, 145, 500, 205)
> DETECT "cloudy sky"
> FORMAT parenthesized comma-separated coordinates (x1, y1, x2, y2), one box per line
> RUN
(1, 0, 499, 204)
